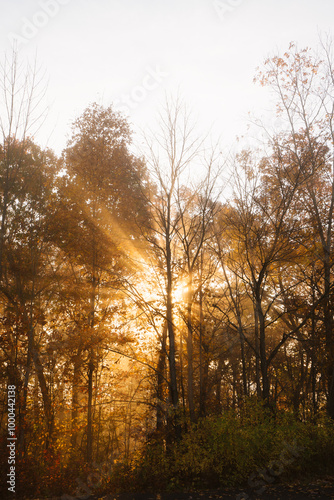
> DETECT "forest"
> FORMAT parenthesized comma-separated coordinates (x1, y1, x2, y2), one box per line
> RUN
(1, 41, 334, 499)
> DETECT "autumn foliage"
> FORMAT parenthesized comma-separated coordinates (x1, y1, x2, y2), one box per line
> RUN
(1, 41, 334, 497)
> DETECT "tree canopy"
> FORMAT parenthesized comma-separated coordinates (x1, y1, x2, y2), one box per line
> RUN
(1, 43, 334, 499)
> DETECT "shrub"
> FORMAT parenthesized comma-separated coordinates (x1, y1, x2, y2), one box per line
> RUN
(105, 401, 334, 493)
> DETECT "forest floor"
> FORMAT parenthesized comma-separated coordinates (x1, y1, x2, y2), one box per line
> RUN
(85, 477, 334, 500)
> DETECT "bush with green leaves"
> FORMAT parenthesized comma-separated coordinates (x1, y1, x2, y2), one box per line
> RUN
(106, 400, 334, 493)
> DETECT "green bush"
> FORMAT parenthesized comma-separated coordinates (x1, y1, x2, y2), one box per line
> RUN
(10, 401, 334, 497)
(106, 401, 334, 493)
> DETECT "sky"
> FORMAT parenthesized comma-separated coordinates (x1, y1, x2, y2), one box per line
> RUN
(1, 0, 334, 155)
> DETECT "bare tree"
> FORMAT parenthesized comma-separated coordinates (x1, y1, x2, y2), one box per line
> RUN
(141, 97, 206, 431)
(175, 150, 224, 421)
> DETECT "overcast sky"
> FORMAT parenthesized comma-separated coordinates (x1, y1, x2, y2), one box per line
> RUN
(1, 0, 334, 155)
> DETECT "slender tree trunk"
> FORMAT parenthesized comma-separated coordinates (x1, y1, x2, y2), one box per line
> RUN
(324, 256, 334, 418)
(236, 318, 248, 397)
(215, 357, 223, 413)
(179, 327, 186, 418)
(255, 294, 270, 403)
(18, 321, 34, 452)
(87, 234, 97, 462)
(166, 195, 179, 414)
(33, 347, 53, 445)
(71, 352, 81, 448)
(156, 322, 167, 432)
(0, 186, 8, 283)
(254, 306, 261, 398)
(186, 273, 195, 422)
(310, 282, 318, 416)
(87, 353, 94, 462)
(222, 265, 248, 398)
(259, 311, 270, 402)
(201, 351, 209, 416)
(199, 274, 206, 417)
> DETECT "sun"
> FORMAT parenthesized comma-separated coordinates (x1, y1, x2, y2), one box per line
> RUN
(173, 280, 189, 303)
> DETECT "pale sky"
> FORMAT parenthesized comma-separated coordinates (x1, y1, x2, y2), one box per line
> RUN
(1, 0, 334, 155)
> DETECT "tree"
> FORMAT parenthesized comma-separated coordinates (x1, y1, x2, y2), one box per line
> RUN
(0, 49, 46, 286)
(57, 102, 149, 461)
(0, 138, 58, 449)
(255, 39, 334, 416)
(142, 99, 202, 427)
(214, 148, 304, 405)
(175, 160, 223, 421)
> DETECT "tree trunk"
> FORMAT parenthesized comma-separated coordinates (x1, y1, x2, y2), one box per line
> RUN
(87, 353, 94, 463)
(254, 306, 261, 398)
(215, 356, 223, 413)
(71, 352, 82, 448)
(32, 347, 53, 445)
(257, 300, 270, 403)
(166, 195, 179, 416)
(324, 257, 334, 418)
(18, 321, 34, 452)
(87, 242, 97, 462)
(199, 283, 208, 417)
(236, 317, 248, 398)
(186, 274, 195, 422)
(156, 322, 167, 432)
